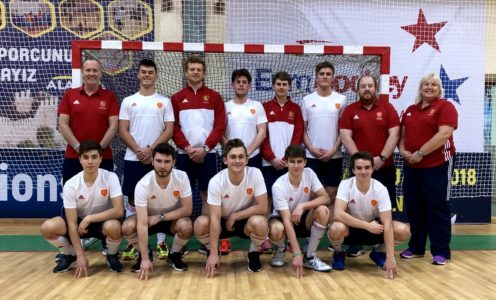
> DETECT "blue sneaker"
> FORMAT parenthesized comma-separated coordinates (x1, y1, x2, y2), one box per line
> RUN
(369, 249, 386, 269)
(331, 251, 346, 270)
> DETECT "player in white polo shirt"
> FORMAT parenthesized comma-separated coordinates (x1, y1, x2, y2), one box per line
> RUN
(119, 59, 175, 261)
(221, 68, 268, 255)
(40, 141, 124, 276)
(328, 151, 410, 279)
(120, 143, 193, 280)
(268, 145, 331, 276)
(194, 139, 269, 276)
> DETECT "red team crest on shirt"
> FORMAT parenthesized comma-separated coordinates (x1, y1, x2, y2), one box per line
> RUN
(99, 101, 107, 109)
(157, 102, 163, 109)
(376, 111, 383, 120)
(246, 188, 253, 195)
(173, 190, 180, 198)
(100, 189, 108, 197)
(371, 199, 378, 207)
(288, 111, 295, 120)
(428, 108, 436, 116)
(250, 108, 256, 114)
(335, 103, 341, 109)
(203, 95, 210, 103)
(303, 186, 309, 193)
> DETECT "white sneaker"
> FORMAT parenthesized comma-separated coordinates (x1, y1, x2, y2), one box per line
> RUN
(271, 249, 285, 267)
(304, 255, 332, 272)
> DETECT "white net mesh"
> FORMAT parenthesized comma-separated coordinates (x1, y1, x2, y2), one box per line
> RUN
(0, 0, 493, 221)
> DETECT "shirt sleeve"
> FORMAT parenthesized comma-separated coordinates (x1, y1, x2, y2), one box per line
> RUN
(134, 180, 148, 207)
(119, 97, 130, 120)
(255, 101, 268, 125)
(163, 97, 175, 122)
(62, 183, 77, 209)
(290, 105, 304, 146)
(386, 102, 400, 129)
(207, 177, 222, 206)
(338, 106, 352, 130)
(301, 97, 309, 122)
(272, 182, 289, 211)
(58, 90, 71, 115)
(180, 172, 192, 198)
(109, 172, 123, 198)
(437, 101, 458, 129)
(309, 169, 324, 192)
(253, 168, 268, 197)
(335, 179, 351, 204)
(377, 184, 392, 212)
(107, 90, 120, 116)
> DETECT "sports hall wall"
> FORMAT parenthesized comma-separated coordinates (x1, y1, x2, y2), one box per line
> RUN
(0, 0, 493, 223)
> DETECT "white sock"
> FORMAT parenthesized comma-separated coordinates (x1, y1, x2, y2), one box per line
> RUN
(124, 233, 138, 246)
(273, 240, 285, 251)
(106, 237, 121, 255)
(196, 234, 210, 249)
(157, 232, 166, 244)
(305, 221, 327, 258)
(171, 234, 189, 253)
(249, 232, 267, 252)
(47, 236, 75, 255)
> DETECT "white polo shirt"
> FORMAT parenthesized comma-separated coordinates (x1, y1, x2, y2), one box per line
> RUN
(301, 91, 346, 159)
(335, 177, 391, 222)
(134, 169, 192, 216)
(63, 169, 123, 218)
(119, 92, 174, 161)
(272, 168, 323, 214)
(207, 167, 267, 218)
(225, 99, 267, 158)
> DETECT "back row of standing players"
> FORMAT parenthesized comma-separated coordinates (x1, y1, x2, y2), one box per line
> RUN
(41, 55, 413, 279)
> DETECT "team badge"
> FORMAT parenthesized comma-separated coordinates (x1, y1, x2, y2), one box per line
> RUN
(203, 95, 210, 103)
(288, 111, 295, 120)
(99, 101, 107, 109)
(173, 190, 180, 197)
(335, 103, 341, 109)
(376, 111, 383, 120)
(303, 187, 309, 193)
(157, 102, 163, 109)
(100, 189, 108, 197)
(247, 188, 253, 195)
(428, 108, 436, 116)
(371, 199, 378, 207)
(250, 108, 256, 114)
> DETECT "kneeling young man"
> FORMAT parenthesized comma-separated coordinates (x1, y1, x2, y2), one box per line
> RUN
(329, 151, 410, 279)
(195, 139, 269, 277)
(121, 143, 193, 280)
(269, 145, 331, 277)
(40, 141, 124, 277)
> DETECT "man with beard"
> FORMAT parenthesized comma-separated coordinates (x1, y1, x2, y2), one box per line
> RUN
(339, 75, 400, 208)
(121, 143, 193, 279)
(338, 75, 400, 257)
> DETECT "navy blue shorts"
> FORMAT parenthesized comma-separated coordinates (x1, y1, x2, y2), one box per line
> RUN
(148, 220, 175, 236)
(306, 157, 343, 187)
(122, 160, 153, 197)
(176, 153, 217, 191)
(219, 217, 250, 239)
(270, 210, 311, 237)
(343, 226, 384, 245)
(62, 158, 114, 184)
(262, 166, 287, 198)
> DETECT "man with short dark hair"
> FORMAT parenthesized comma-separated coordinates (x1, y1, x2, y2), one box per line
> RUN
(194, 139, 269, 276)
(328, 151, 410, 279)
(40, 140, 124, 277)
(119, 58, 174, 261)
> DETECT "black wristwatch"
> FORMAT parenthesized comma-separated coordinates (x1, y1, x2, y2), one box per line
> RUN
(379, 154, 387, 162)
(160, 213, 166, 222)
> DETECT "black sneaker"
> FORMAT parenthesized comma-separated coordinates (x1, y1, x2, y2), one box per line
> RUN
(167, 252, 188, 271)
(180, 245, 190, 257)
(198, 245, 209, 256)
(131, 246, 154, 273)
(106, 253, 122, 272)
(54, 253, 64, 262)
(247, 251, 262, 272)
(101, 240, 108, 256)
(346, 244, 365, 257)
(53, 254, 77, 273)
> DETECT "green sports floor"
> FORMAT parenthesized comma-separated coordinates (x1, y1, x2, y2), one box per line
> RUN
(1, 235, 495, 252)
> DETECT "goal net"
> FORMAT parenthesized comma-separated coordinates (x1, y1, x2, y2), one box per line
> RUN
(73, 41, 388, 215)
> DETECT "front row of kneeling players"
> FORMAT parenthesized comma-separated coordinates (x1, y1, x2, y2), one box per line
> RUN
(41, 139, 410, 279)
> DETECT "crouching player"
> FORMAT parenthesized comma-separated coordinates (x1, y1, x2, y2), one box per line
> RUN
(268, 145, 331, 277)
(329, 151, 410, 279)
(121, 143, 193, 280)
(40, 141, 124, 277)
